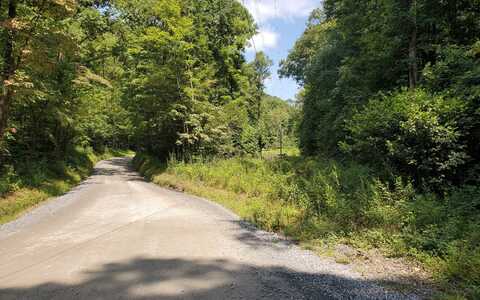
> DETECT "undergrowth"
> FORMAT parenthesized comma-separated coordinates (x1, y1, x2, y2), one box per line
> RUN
(133, 153, 479, 299)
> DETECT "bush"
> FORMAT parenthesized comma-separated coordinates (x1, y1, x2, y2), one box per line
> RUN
(342, 89, 468, 190)
(439, 243, 480, 298)
(0, 165, 20, 195)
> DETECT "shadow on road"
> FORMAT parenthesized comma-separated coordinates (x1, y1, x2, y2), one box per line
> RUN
(93, 158, 134, 176)
(0, 256, 425, 299)
(87, 157, 146, 183)
(227, 220, 293, 251)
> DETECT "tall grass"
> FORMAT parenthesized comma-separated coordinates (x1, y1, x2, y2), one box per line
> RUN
(133, 153, 479, 298)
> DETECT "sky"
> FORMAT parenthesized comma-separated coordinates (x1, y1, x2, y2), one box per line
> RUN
(240, 0, 322, 100)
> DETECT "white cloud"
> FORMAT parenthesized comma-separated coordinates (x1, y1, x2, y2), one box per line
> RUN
(246, 27, 279, 52)
(241, 0, 319, 52)
(240, 0, 319, 23)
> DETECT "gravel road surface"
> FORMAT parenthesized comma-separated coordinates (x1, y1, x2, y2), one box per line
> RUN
(0, 158, 421, 299)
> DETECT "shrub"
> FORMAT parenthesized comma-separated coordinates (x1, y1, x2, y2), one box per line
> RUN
(0, 165, 20, 195)
(342, 89, 468, 190)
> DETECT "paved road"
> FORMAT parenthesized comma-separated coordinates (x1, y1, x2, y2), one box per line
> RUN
(0, 158, 419, 299)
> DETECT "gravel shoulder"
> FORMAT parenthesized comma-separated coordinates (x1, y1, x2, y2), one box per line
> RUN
(0, 157, 428, 299)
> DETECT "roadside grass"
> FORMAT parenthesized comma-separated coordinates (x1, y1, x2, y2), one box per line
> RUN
(133, 153, 480, 299)
(0, 148, 133, 225)
(262, 147, 300, 159)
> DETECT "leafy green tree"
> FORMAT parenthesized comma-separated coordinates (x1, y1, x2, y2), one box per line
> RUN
(248, 52, 272, 123)
(281, 0, 480, 164)
(115, 0, 256, 158)
(341, 89, 468, 190)
(259, 95, 298, 151)
(0, 0, 76, 141)
(245, 52, 272, 155)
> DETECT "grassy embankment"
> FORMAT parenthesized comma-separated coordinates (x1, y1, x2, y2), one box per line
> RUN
(0, 147, 133, 225)
(133, 151, 479, 299)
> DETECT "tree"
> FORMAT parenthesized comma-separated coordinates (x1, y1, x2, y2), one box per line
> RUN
(0, 0, 78, 141)
(116, 0, 256, 158)
(245, 51, 272, 155)
(248, 52, 272, 123)
(280, 0, 480, 188)
(258, 95, 298, 154)
(280, 0, 480, 157)
(0, 0, 16, 140)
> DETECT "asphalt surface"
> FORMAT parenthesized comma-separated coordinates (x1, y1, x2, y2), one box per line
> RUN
(0, 158, 421, 299)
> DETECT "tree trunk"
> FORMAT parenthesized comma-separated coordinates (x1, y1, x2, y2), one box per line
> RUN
(0, 0, 17, 140)
(408, 0, 418, 89)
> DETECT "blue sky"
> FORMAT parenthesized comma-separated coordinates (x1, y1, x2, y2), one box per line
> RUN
(240, 0, 322, 100)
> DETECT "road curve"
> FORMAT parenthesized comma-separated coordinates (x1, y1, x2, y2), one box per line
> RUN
(0, 158, 418, 300)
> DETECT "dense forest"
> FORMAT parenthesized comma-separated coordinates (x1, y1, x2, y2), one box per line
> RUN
(0, 0, 297, 189)
(0, 0, 294, 162)
(1, 0, 479, 298)
(280, 0, 480, 192)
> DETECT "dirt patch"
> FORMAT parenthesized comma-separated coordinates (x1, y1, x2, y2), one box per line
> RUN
(333, 244, 435, 297)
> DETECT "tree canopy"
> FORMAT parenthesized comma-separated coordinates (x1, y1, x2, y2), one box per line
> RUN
(280, 0, 480, 190)
(0, 0, 294, 166)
